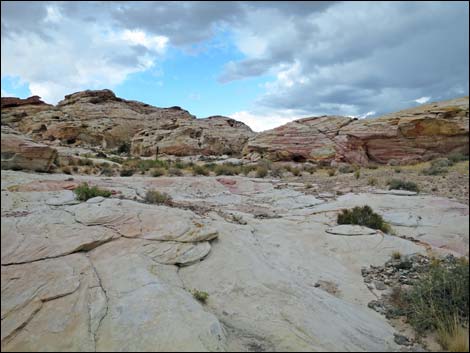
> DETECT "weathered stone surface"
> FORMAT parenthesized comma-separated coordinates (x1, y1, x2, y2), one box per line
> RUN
(1, 127, 58, 172)
(326, 225, 378, 236)
(244, 97, 469, 165)
(2, 89, 254, 156)
(131, 115, 255, 157)
(1, 170, 468, 351)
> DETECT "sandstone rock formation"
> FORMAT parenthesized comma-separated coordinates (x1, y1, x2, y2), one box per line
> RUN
(1, 89, 254, 156)
(244, 97, 469, 165)
(1, 126, 57, 172)
(1, 170, 468, 351)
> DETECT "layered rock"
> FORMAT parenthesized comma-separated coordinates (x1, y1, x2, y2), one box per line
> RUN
(244, 97, 469, 165)
(1, 89, 254, 156)
(131, 115, 255, 156)
(1, 126, 57, 172)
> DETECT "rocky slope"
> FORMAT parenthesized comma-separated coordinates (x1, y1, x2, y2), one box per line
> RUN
(1, 90, 255, 156)
(243, 97, 469, 165)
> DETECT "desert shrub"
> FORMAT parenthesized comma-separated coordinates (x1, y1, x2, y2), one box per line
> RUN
(191, 289, 209, 304)
(168, 167, 183, 176)
(173, 159, 188, 169)
(387, 179, 419, 192)
(367, 164, 379, 170)
(120, 169, 134, 177)
(101, 167, 115, 177)
(291, 167, 302, 176)
(117, 142, 130, 154)
(394, 167, 402, 173)
(422, 158, 452, 176)
(337, 205, 391, 233)
(449, 152, 469, 164)
(145, 190, 172, 204)
(192, 165, 210, 176)
(305, 183, 313, 189)
(214, 163, 240, 176)
(62, 166, 72, 175)
(151, 168, 166, 177)
(339, 165, 355, 174)
(204, 162, 217, 171)
(78, 158, 93, 166)
(327, 168, 336, 177)
(368, 177, 378, 186)
(270, 165, 284, 178)
(257, 159, 272, 171)
(107, 156, 124, 164)
(354, 169, 361, 179)
(402, 260, 469, 336)
(241, 165, 257, 176)
(391, 251, 402, 260)
(255, 166, 268, 178)
(303, 165, 316, 174)
(74, 182, 111, 201)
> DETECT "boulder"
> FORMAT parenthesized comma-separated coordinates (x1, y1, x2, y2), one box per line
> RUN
(1, 127, 57, 172)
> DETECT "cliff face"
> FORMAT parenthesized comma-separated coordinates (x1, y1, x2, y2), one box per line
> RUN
(1, 89, 255, 156)
(243, 97, 469, 165)
(1, 90, 468, 164)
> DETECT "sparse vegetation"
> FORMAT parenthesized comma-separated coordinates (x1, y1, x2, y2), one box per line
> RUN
(145, 190, 172, 205)
(449, 152, 469, 164)
(339, 165, 355, 174)
(328, 168, 336, 177)
(391, 251, 402, 260)
(151, 168, 166, 177)
(398, 259, 469, 351)
(291, 167, 302, 176)
(214, 163, 240, 176)
(191, 289, 209, 304)
(422, 158, 452, 176)
(337, 205, 391, 233)
(120, 169, 135, 177)
(387, 179, 419, 192)
(74, 182, 111, 201)
(168, 167, 183, 176)
(255, 165, 268, 178)
(368, 177, 378, 186)
(117, 142, 130, 155)
(354, 169, 361, 179)
(192, 164, 210, 176)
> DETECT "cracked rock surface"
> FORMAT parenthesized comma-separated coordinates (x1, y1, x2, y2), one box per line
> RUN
(1, 170, 468, 351)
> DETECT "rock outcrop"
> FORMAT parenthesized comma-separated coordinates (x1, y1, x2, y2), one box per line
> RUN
(1, 89, 254, 156)
(2, 170, 468, 351)
(1, 127, 57, 172)
(244, 97, 469, 165)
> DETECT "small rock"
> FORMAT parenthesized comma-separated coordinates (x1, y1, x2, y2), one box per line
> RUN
(394, 333, 412, 346)
(374, 281, 387, 290)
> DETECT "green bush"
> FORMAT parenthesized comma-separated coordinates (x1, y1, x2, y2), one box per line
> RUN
(74, 182, 111, 201)
(117, 142, 130, 154)
(387, 179, 419, 192)
(403, 260, 469, 334)
(422, 158, 452, 176)
(255, 166, 268, 178)
(192, 289, 209, 304)
(214, 163, 240, 176)
(291, 167, 302, 176)
(354, 169, 361, 179)
(339, 165, 355, 174)
(449, 152, 469, 164)
(151, 168, 166, 177)
(241, 165, 257, 176)
(192, 165, 210, 176)
(120, 169, 135, 177)
(145, 190, 172, 204)
(337, 205, 391, 233)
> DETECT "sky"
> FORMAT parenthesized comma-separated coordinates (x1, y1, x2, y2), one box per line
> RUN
(1, 1, 469, 132)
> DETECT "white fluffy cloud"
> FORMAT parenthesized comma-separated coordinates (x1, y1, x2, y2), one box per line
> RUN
(1, 3, 168, 103)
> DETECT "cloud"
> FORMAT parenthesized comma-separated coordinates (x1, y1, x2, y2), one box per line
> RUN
(1, 2, 168, 103)
(230, 108, 312, 132)
(222, 1, 469, 117)
(1, 1, 468, 126)
(414, 96, 431, 104)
